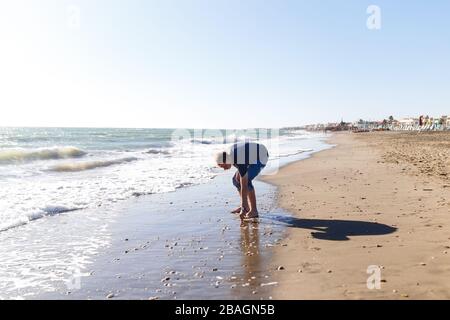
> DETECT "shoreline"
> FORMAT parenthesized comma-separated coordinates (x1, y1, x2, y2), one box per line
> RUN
(5, 132, 413, 300)
(1, 133, 331, 299)
(262, 131, 450, 299)
(36, 173, 289, 300)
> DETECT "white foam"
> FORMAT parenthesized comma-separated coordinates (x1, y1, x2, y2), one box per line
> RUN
(0, 130, 325, 235)
(49, 157, 138, 172)
(0, 147, 87, 163)
(0, 205, 83, 232)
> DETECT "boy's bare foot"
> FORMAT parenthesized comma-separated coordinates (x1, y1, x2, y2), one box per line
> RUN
(231, 207, 248, 214)
(240, 210, 259, 220)
(231, 207, 242, 214)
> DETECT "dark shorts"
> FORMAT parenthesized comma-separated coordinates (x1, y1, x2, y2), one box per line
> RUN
(232, 163, 265, 191)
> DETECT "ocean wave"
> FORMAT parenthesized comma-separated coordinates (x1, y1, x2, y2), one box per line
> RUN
(190, 134, 255, 145)
(176, 182, 194, 189)
(145, 149, 171, 155)
(131, 191, 154, 197)
(270, 149, 313, 160)
(190, 139, 214, 145)
(49, 157, 138, 172)
(0, 147, 87, 164)
(0, 206, 83, 233)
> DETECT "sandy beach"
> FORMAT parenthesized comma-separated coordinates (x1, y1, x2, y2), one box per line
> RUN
(263, 131, 450, 299)
(3, 130, 449, 300)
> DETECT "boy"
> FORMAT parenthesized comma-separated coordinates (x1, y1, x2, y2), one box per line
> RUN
(215, 142, 269, 220)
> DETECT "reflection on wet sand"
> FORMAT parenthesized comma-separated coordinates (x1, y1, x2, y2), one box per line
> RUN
(228, 220, 279, 298)
(240, 221, 262, 293)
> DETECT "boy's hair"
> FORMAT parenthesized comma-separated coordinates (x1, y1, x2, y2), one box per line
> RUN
(214, 150, 232, 164)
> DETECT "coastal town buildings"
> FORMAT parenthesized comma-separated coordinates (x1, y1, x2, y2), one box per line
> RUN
(300, 115, 450, 132)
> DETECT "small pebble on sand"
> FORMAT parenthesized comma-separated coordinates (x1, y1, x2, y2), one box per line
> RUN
(106, 293, 115, 299)
(261, 282, 278, 287)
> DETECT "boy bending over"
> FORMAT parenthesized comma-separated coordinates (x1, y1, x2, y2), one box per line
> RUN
(215, 142, 269, 220)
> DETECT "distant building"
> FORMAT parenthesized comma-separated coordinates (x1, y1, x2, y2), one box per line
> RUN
(299, 114, 449, 132)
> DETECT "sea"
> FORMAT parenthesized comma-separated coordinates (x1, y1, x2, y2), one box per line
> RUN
(0, 127, 330, 298)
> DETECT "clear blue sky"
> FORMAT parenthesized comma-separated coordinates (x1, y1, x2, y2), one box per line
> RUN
(1, 0, 449, 128)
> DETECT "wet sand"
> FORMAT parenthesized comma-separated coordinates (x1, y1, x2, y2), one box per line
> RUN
(262, 131, 450, 299)
(38, 174, 291, 300)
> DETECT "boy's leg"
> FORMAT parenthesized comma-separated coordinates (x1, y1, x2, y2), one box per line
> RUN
(231, 188, 248, 213)
(245, 188, 258, 218)
(243, 164, 264, 219)
(248, 188, 257, 213)
(231, 171, 249, 213)
(240, 184, 250, 213)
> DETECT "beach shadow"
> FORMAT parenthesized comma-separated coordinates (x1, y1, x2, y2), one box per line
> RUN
(263, 214, 397, 241)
